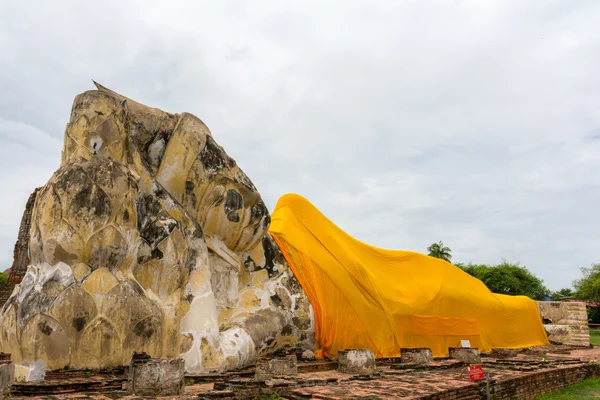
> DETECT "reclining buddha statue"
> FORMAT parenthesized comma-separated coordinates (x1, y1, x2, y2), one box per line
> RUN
(1, 83, 549, 375)
(0, 83, 315, 373)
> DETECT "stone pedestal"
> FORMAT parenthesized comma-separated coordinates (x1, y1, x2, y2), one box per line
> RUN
(449, 347, 480, 364)
(400, 348, 433, 364)
(255, 356, 298, 380)
(338, 349, 376, 375)
(127, 352, 185, 396)
(537, 302, 590, 346)
(0, 353, 13, 399)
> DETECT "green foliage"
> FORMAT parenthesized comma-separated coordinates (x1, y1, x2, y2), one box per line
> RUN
(455, 261, 550, 300)
(573, 264, 600, 302)
(427, 241, 452, 262)
(589, 328, 600, 347)
(535, 377, 600, 399)
(0, 272, 7, 284)
(550, 288, 574, 301)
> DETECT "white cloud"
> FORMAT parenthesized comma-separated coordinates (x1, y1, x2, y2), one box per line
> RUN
(0, 0, 599, 289)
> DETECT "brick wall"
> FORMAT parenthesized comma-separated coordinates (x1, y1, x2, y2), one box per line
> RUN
(420, 364, 599, 400)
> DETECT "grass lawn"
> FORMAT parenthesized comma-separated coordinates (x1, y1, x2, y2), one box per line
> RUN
(590, 328, 600, 346)
(536, 378, 600, 399)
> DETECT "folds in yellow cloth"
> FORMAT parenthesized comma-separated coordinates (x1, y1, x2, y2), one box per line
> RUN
(269, 193, 549, 360)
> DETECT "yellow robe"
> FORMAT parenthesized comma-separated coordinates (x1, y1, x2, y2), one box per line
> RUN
(269, 194, 549, 359)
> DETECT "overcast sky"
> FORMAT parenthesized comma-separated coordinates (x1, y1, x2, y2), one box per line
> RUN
(1, 1, 599, 290)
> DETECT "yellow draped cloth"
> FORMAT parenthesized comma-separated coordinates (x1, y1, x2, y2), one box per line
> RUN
(269, 194, 549, 360)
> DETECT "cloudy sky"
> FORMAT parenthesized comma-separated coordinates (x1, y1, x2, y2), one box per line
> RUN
(1, 1, 599, 290)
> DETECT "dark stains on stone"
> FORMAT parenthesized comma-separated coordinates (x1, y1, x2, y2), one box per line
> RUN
(137, 194, 162, 232)
(52, 242, 79, 265)
(17, 280, 66, 326)
(53, 166, 88, 193)
(281, 324, 293, 336)
(123, 209, 130, 222)
(87, 245, 127, 272)
(270, 294, 284, 309)
(199, 136, 236, 175)
(151, 247, 164, 260)
(185, 181, 195, 195)
(152, 183, 169, 200)
(137, 193, 178, 249)
(185, 248, 198, 271)
(262, 235, 284, 278)
(223, 190, 243, 222)
(233, 170, 257, 192)
(71, 184, 111, 219)
(185, 225, 204, 240)
(73, 316, 87, 332)
(242, 309, 287, 346)
(244, 256, 256, 272)
(292, 316, 311, 331)
(133, 318, 156, 339)
(137, 241, 165, 264)
(129, 279, 146, 297)
(38, 321, 53, 336)
(250, 202, 268, 225)
(139, 217, 177, 249)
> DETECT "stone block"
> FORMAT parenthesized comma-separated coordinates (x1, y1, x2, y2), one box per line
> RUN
(255, 356, 298, 380)
(127, 352, 185, 396)
(0, 362, 14, 398)
(338, 349, 376, 375)
(449, 347, 480, 364)
(537, 301, 590, 346)
(400, 348, 433, 364)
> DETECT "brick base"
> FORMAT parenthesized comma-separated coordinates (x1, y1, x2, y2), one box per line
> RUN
(419, 364, 599, 400)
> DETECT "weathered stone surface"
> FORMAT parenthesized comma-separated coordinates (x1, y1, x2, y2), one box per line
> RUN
(0, 362, 14, 398)
(448, 347, 480, 364)
(0, 353, 13, 397)
(491, 348, 518, 359)
(9, 188, 39, 284)
(338, 349, 376, 375)
(400, 348, 433, 364)
(255, 355, 298, 380)
(537, 301, 590, 347)
(128, 353, 184, 396)
(0, 83, 315, 374)
(301, 350, 316, 360)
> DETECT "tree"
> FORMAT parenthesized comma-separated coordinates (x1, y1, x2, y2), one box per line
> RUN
(572, 264, 600, 324)
(0, 272, 7, 285)
(427, 241, 452, 262)
(550, 288, 573, 301)
(573, 264, 600, 302)
(456, 261, 550, 300)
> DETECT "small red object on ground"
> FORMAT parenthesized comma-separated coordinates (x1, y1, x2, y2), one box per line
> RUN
(468, 365, 485, 381)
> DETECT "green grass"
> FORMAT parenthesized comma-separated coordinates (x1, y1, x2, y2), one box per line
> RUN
(536, 378, 600, 399)
(590, 328, 600, 346)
